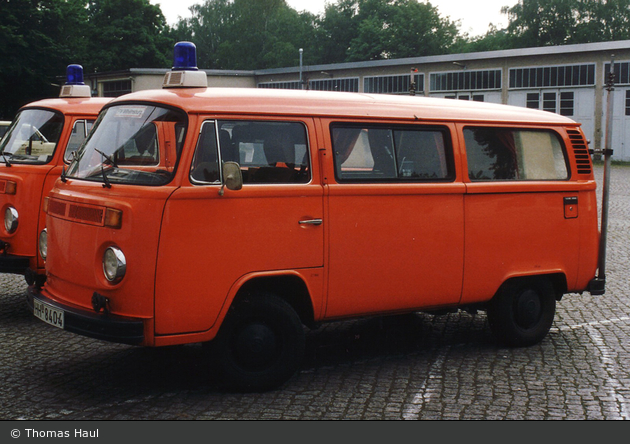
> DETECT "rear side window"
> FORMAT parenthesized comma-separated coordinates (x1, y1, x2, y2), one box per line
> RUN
(464, 127, 568, 181)
(331, 124, 453, 182)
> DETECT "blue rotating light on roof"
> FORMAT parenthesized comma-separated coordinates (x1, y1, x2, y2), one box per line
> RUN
(173, 42, 198, 71)
(59, 64, 91, 98)
(66, 64, 85, 85)
(163, 41, 207, 88)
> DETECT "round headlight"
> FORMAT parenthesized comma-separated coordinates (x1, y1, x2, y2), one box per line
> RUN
(4, 207, 18, 233)
(103, 246, 126, 283)
(38, 229, 47, 259)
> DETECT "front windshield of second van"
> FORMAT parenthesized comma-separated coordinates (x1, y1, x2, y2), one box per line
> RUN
(67, 104, 187, 186)
(0, 109, 63, 165)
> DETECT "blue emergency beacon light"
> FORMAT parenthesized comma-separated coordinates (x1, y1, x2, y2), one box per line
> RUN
(59, 64, 91, 98)
(173, 41, 198, 71)
(163, 41, 207, 88)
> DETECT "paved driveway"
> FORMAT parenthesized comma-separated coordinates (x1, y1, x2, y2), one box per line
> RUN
(1, 165, 628, 420)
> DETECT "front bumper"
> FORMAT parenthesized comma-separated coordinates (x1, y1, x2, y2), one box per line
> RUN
(26, 286, 144, 346)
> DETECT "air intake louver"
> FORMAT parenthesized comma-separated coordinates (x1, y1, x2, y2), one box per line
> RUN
(47, 199, 105, 226)
(567, 129, 592, 175)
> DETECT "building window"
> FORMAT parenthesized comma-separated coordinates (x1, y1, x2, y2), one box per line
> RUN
(509, 64, 595, 89)
(258, 81, 302, 90)
(102, 80, 132, 97)
(309, 78, 359, 92)
(364, 74, 424, 94)
(605, 62, 630, 86)
(543, 92, 557, 113)
(430, 69, 501, 92)
(560, 92, 574, 116)
(526, 93, 540, 109)
(625, 90, 630, 116)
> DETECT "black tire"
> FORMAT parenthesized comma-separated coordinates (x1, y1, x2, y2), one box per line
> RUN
(211, 293, 305, 392)
(487, 278, 556, 347)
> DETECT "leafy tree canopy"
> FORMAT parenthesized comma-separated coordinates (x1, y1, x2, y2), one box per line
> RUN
(3, 0, 630, 118)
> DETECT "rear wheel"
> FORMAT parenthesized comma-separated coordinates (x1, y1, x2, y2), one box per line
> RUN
(487, 278, 556, 347)
(211, 293, 305, 392)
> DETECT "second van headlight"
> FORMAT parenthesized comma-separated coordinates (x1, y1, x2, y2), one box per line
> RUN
(5, 207, 18, 233)
(38, 229, 47, 259)
(103, 246, 126, 283)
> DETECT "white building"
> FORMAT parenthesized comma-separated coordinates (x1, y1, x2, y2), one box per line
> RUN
(86, 40, 630, 160)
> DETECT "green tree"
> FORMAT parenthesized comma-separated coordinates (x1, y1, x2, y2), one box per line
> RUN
(0, 0, 90, 118)
(84, 0, 172, 72)
(573, 0, 630, 42)
(487, 0, 630, 48)
(177, 0, 318, 69)
(171, 0, 233, 69)
(502, 0, 577, 47)
(386, 0, 462, 58)
(315, 0, 462, 64)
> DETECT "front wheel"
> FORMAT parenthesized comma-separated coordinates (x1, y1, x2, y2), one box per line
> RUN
(211, 293, 305, 392)
(487, 278, 556, 347)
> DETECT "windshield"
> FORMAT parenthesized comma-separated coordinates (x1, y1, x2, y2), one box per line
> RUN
(67, 104, 187, 186)
(0, 109, 63, 165)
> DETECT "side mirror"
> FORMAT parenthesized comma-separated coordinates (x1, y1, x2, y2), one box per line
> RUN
(219, 161, 243, 195)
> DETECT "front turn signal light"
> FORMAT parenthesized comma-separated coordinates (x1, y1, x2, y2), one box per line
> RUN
(5, 181, 17, 195)
(104, 208, 122, 229)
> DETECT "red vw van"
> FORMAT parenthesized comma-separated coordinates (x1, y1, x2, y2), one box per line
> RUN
(0, 65, 110, 284)
(28, 43, 604, 391)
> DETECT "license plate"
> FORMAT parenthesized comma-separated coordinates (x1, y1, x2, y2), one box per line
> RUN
(33, 298, 64, 329)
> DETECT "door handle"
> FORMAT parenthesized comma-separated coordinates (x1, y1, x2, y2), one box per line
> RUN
(299, 219, 323, 226)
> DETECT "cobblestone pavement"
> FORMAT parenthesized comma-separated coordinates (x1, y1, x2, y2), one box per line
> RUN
(1, 165, 629, 420)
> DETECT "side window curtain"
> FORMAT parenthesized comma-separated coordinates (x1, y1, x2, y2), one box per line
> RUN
(331, 124, 453, 182)
(218, 120, 310, 184)
(464, 127, 569, 181)
(190, 121, 220, 183)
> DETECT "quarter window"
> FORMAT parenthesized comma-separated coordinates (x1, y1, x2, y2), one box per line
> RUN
(190, 121, 220, 183)
(331, 125, 453, 182)
(464, 127, 568, 181)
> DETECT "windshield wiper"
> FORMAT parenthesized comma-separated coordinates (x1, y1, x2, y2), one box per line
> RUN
(94, 149, 114, 188)
(94, 148, 118, 168)
(0, 151, 12, 167)
(100, 163, 111, 188)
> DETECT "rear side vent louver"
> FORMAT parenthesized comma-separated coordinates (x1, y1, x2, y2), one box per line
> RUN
(567, 129, 592, 175)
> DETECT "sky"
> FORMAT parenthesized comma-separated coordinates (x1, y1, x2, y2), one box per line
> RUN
(149, 0, 516, 37)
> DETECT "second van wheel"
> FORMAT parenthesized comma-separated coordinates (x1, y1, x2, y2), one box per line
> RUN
(211, 293, 305, 392)
(486, 278, 556, 347)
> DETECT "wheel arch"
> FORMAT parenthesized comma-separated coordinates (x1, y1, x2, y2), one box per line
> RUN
(494, 272, 567, 303)
(230, 272, 316, 329)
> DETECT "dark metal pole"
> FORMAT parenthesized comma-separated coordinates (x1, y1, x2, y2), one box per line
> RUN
(409, 68, 417, 96)
(593, 55, 615, 295)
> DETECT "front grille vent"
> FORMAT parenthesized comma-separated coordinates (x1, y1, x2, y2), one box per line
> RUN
(47, 199, 105, 226)
(47, 200, 67, 217)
